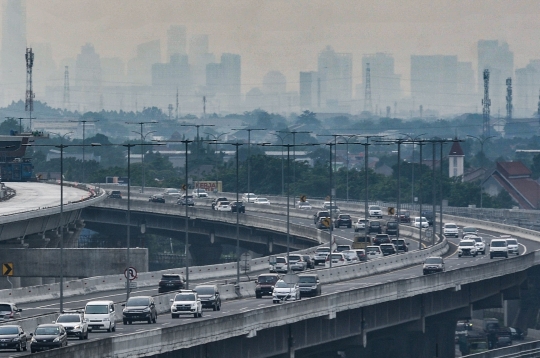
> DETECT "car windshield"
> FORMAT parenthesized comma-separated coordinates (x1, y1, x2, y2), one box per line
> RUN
(473, 237, 482, 242)
(35, 327, 60, 335)
(371, 222, 380, 227)
(126, 297, 150, 306)
(445, 224, 457, 228)
(257, 276, 277, 284)
(506, 239, 517, 245)
(387, 222, 397, 228)
(275, 281, 289, 288)
(195, 286, 216, 295)
(370, 206, 380, 210)
(85, 305, 108, 314)
(329, 254, 343, 259)
(366, 247, 379, 253)
(174, 294, 195, 301)
(491, 241, 507, 247)
(316, 248, 330, 253)
(0, 304, 12, 312)
(340, 215, 351, 219)
(289, 255, 301, 261)
(463, 227, 476, 232)
(0, 327, 18, 335)
(276, 257, 286, 263)
(57, 315, 81, 323)
(459, 241, 474, 247)
(166, 189, 179, 194)
(220, 202, 230, 206)
(161, 275, 181, 281)
(425, 257, 442, 264)
(298, 276, 317, 283)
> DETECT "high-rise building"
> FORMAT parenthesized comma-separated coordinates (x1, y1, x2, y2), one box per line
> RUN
(456, 61, 476, 113)
(515, 60, 540, 117)
(167, 25, 187, 59)
(75, 43, 102, 110)
(317, 46, 352, 112)
(361, 53, 401, 111)
(263, 71, 286, 94)
(478, 40, 514, 112)
(101, 57, 125, 85)
(1, 0, 27, 105)
(189, 34, 214, 89)
(205, 54, 241, 113)
(299, 71, 318, 110)
(410, 55, 458, 115)
(127, 40, 161, 86)
(31, 43, 57, 100)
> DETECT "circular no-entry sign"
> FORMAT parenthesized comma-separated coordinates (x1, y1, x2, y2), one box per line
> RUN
(124, 267, 138, 281)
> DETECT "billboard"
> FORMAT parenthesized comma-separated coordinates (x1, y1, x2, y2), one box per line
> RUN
(194, 181, 222, 192)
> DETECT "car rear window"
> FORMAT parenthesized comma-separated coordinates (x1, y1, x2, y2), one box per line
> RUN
(161, 275, 181, 281)
(195, 286, 216, 295)
(0, 304, 12, 311)
(491, 241, 507, 247)
(257, 275, 277, 284)
(298, 276, 317, 283)
(506, 239, 517, 245)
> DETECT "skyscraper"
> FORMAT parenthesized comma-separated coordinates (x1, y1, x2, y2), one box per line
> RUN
(515, 60, 540, 117)
(478, 40, 514, 112)
(1, 0, 27, 105)
(75, 43, 102, 110)
(205, 53, 241, 113)
(299, 71, 318, 110)
(189, 34, 214, 89)
(167, 25, 187, 60)
(127, 40, 161, 86)
(317, 46, 352, 112)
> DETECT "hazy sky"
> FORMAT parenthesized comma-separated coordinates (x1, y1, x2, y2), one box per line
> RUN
(22, 0, 540, 93)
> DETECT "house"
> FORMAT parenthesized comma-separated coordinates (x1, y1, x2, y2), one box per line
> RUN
(483, 161, 540, 209)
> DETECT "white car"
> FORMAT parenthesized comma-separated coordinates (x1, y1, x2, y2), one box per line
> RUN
(170, 290, 202, 318)
(325, 253, 346, 267)
(368, 205, 382, 218)
(490, 239, 509, 259)
(501, 235, 519, 255)
(55, 311, 89, 340)
(365, 246, 383, 259)
(469, 236, 486, 255)
(297, 201, 312, 210)
(288, 255, 307, 271)
(341, 250, 360, 263)
(458, 239, 478, 257)
(413, 217, 429, 229)
(272, 280, 300, 303)
(354, 219, 369, 232)
(443, 223, 459, 237)
(215, 201, 231, 211)
(241, 193, 257, 203)
(191, 189, 208, 198)
(271, 257, 288, 273)
(163, 188, 182, 198)
(254, 197, 271, 205)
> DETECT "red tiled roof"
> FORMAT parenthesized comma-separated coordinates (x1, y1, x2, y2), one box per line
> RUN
(448, 141, 464, 156)
(497, 162, 531, 178)
(490, 170, 540, 209)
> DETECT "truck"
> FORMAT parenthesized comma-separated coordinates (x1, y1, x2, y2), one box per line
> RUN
(385, 221, 399, 236)
(458, 331, 489, 355)
(352, 231, 372, 250)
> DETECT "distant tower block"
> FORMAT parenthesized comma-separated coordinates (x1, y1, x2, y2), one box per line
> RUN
(448, 138, 465, 181)
(203, 95, 207, 119)
(364, 63, 373, 113)
(482, 69, 491, 137)
(168, 104, 173, 120)
(386, 106, 391, 118)
(25, 48, 34, 130)
(63, 66, 70, 110)
(175, 87, 179, 120)
(506, 77, 512, 121)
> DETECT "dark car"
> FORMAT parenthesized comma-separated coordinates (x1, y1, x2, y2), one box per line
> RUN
(368, 220, 382, 234)
(379, 243, 396, 256)
(302, 255, 315, 269)
(334, 214, 352, 228)
(194, 285, 221, 311)
(423, 256, 445, 275)
(313, 211, 330, 224)
(0, 325, 28, 352)
(421, 211, 434, 226)
(158, 274, 185, 293)
(212, 197, 228, 210)
(298, 274, 321, 297)
(255, 273, 280, 298)
(494, 329, 512, 348)
(373, 234, 390, 245)
(30, 324, 68, 353)
(391, 238, 409, 252)
(148, 194, 165, 203)
(231, 201, 246, 213)
(509, 327, 526, 340)
(122, 296, 157, 324)
(177, 195, 195, 206)
(385, 221, 399, 236)
(395, 211, 410, 223)
(108, 190, 122, 199)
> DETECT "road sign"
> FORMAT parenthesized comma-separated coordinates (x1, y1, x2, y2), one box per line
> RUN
(2, 263, 13, 276)
(124, 267, 137, 281)
(387, 207, 395, 215)
(240, 253, 252, 272)
(321, 217, 331, 228)
(181, 184, 187, 191)
(300, 195, 307, 202)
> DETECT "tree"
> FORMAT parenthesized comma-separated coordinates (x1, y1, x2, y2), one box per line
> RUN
(296, 111, 320, 127)
(0, 117, 19, 135)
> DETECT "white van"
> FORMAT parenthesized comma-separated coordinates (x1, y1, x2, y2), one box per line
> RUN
(84, 300, 116, 332)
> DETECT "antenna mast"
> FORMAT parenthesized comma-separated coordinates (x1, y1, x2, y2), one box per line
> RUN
(25, 48, 35, 131)
(63, 66, 70, 111)
(364, 63, 373, 113)
(482, 69, 491, 137)
(506, 77, 512, 121)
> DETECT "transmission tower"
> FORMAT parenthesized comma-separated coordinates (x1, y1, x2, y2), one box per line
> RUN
(364, 63, 373, 113)
(482, 69, 491, 137)
(506, 78, 512, 121)
(168, 104, 173, 120)
(63, 66, 70, 111)
(25, 48, 35, 131)
(203, 96, 207, 119)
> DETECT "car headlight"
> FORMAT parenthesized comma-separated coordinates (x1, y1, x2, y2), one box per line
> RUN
(103, 318, 110, 321)
(312, 286, 317, 289)
(12, 337, 19, 342)
(143, 307, 150, 312)
(31, 337, 36, 343)
(271, 286, 274, 289)
(84, 318, 89, 322)
(53, 337, 61, 342)
(74, 325, 81, 330)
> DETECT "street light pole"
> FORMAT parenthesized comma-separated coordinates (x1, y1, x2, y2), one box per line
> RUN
(399, 133, 426, 209)
(232, 128, 266, 196)
(279, 130, 311, 207)
(418, 141, 426, 249)
(204, 132, 229, 193)
(126, 121, 158, 193)
(70, 119, 99, 183)
(182, 124, 215, 163)
(273, 132, 291, 197)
